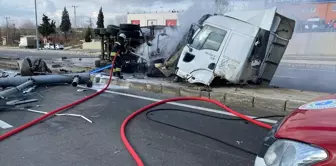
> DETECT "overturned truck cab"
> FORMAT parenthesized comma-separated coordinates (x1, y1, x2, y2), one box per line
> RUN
(176, 7, 295, 86)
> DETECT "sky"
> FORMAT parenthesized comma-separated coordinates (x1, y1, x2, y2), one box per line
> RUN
(0, 0, 193, 28)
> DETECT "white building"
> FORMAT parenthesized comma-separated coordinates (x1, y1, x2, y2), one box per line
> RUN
(126, 1, 265, 27)
(127, 11, 180, 27)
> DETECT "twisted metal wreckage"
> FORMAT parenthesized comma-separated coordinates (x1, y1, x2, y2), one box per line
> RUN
(0, 57, 93, 122)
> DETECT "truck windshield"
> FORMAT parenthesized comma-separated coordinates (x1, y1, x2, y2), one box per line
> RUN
(190, 25, 227, 51)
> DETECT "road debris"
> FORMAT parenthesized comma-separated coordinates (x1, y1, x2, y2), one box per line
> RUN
(6, 99, 38, 106)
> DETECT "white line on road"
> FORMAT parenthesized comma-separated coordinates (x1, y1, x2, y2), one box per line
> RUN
(0, 120, 13, 129)
(78, 85, 278, 124)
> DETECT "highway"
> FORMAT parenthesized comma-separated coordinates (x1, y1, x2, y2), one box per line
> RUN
(272, 64, 336, 93)
(0, 49, 335, 93)
(0, 85, 277, 166)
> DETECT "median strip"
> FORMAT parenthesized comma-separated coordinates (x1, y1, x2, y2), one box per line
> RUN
(101, 78, 328, 113)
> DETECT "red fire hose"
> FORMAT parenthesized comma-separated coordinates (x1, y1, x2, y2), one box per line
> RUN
(0, 51, 272, 166)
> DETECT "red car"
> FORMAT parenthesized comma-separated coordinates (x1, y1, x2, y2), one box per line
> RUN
(255, 95, 336, 166)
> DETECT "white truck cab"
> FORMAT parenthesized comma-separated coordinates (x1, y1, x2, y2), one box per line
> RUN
(176, 7, 295, 86)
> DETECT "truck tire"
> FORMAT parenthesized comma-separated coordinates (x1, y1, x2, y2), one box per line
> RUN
(95, 60, 101, 68)
(106, 25, 119, 36)
(120, 24, 140, 31)
(119, 31, 140, 38)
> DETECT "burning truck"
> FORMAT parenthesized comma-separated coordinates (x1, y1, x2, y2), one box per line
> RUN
(95, 7, 295, 86)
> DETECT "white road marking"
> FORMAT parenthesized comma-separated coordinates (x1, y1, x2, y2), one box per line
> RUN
(78, 85, 278, 124)
(0, 120, 13, 129)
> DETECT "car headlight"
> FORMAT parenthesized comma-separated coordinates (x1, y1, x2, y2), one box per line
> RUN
(264, 139, 328, 166)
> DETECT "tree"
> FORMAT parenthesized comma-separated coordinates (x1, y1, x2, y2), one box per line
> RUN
(38, 14, 56, 38)
(60, 7, 71, 41)
(84, 26, 93, 42)
(96, 7, 104, 28)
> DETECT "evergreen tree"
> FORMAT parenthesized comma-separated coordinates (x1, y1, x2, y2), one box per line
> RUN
(38, 14, 56, 38)
(60, 7, 71, 41)
(96, 7, 104, 28)
(84, 26, 93, 42)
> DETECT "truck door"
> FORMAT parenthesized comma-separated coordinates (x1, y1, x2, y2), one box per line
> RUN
(176, 25, 230, 85)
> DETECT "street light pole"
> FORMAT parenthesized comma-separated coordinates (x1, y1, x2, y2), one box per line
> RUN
(72, 5, 79, 29)
(34, 0, 39, 50)
(4, 17, 10, 46)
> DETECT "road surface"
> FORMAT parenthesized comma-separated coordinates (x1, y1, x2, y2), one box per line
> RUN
(272, 63, 336, 93)
(0, 85, 279, 166)
(0, 49, 335, 93)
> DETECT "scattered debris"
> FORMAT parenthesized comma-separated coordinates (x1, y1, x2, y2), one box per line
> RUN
(77, 89, 87, 92)
(0, 80, 35, 99)
(20, 57, 52, 76)
(6, 99, 38, 106)
(23, 86, 36, 94)
(0, 73, 90, 88)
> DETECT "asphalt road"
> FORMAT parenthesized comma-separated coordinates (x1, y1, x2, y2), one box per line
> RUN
(1, 49, 335, 93)
(0, 85, 278, 166)
(272, 64, 336, 93)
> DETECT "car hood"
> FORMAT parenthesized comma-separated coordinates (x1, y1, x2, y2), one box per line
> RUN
(275, 94, 336, 155)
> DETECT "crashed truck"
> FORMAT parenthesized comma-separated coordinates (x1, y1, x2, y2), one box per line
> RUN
(153, 7, 295, 86)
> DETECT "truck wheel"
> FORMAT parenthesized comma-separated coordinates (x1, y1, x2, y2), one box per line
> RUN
(119, 31, 140, 38)
(100, 60, 108, 67)
(120, 24, 140, 31)
(95, 60, 101, 68)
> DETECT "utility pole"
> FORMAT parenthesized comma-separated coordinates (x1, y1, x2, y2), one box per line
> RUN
(72, 5, 79, 29)
(12, 23, 15, 45)
(4, 17, 10, 46)
(34, 0, 39, 50)
(72, 5, 79, 39)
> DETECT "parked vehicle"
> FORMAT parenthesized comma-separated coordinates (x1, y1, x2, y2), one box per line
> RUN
(43, 43, 63, 50)
(304, 17, 327, 32)
(44, 43, 54, 50)
(19, 36, 39, 49)
(55, 44, 64, 50)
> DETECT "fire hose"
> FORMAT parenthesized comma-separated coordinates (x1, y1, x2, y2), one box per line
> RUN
(0, 51, 273, 166)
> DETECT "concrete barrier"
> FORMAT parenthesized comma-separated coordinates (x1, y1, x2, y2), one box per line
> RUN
(82, 41, 101, 50)
(104, 78, 328, 113)
(285, 32, 336, 56)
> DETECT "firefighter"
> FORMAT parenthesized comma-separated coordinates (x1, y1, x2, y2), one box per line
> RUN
(111, 33, 127, 79)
